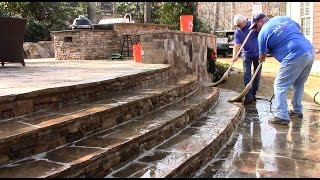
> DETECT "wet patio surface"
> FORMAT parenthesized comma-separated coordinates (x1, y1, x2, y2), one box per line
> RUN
(195, 99, 320, 178)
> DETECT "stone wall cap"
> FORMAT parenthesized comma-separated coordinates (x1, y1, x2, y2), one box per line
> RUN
(111, 23, 175, 27)
(51, 29, 115, 34)
(137, 30, 216, 37)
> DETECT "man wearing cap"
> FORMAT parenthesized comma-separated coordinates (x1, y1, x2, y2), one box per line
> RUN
(250, 13, 314, 125)
(233, 14, 261, 105)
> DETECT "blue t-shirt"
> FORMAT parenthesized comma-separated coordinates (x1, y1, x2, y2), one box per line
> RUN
(234, 21, 259, 57)
(258, 16, 313, 62)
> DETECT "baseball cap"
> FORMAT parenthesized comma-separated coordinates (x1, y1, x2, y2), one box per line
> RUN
(233, 14, 246, 26)
(249, 13, 266, 30)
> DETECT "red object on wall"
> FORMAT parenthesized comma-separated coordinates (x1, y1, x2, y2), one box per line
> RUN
(180, 15, 193, 32)
(133, 43, 142, 63)
(212, 48, 216, 61)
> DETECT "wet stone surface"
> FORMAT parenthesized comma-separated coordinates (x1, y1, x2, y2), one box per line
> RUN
(44, 146, 105, 164)
(0, 73, 198, 165)
(105, 89, 242, 178)
(195, 99, 320, 178)
(0, 82, 218, 178)
(0, 159, 67, 178)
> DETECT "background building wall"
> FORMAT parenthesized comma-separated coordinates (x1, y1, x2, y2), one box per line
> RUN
(313, 2, 320, 60)
(198, 2, 286, 31)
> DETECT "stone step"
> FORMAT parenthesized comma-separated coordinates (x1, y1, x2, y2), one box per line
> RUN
(0, 84, 220, 178)
(105, 89, 244, 178)
(0, 74, 197, 165)
(0, 65, 170, 121)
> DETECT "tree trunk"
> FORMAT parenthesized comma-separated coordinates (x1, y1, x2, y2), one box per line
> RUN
(214, 2, 220, 31)
(144, 2, 152, 23)
(112, 2, 116, 17)
(230, 2, 235, 29)
(87, 2, 96, 24)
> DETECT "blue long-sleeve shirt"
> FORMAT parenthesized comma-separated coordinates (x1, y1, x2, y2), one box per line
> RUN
(258, 16, 313, 62)
(234, 21, 259, 57)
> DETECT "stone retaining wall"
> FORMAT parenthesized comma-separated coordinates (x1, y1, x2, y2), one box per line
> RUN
(114, 23, 172, 44)
(139, 30, 217, 82)
(52, 23, 171, 60)
(23, 41, 55, 59)
(51, 27, 217, 81)
(52, 30, 119, 60)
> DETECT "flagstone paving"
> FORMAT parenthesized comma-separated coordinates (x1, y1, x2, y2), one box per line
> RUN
(194, 99, 320, 178)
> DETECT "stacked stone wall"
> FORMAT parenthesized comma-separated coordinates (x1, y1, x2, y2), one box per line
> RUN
(52, 24, 171, 60)
(52, 30, 119, 60)
(139, 30, 217, 82)
(23, 41, 55, 59)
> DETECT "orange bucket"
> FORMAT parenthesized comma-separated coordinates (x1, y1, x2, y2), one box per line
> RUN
(133, 43, 142, 63)
(180, 15, 193, 32)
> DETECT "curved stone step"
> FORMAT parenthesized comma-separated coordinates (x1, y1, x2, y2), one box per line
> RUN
(0, 85, 220, 178)
(0, 75, 197, 165)
(105, 89, 244, 178)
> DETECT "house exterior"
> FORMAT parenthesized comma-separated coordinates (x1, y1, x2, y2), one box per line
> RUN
(197, 2, 286, 31)
(286, 2, 320, 61)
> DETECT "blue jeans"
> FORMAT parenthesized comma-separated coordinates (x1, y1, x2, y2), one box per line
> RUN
(242, 55, 261, 100)
(274, 49, 315, 120)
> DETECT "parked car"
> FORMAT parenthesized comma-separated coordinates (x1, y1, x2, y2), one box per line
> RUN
(215, 30, 235, 57)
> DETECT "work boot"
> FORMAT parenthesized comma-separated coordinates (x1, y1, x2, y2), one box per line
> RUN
(243, 97, 254, 105)
(253, 96, 257, 101)
(268, 117, 290, 125)
(252, 93, 257, 101)
(288, 110, 303, 118)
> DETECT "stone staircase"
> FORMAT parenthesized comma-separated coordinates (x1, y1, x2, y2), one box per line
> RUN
(105, 89, 243, 178)
(0, 67, 244, 178)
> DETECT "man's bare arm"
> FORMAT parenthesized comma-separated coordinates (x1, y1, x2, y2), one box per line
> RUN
(259, 54, 267, 62)
(232, 44, 241, 62)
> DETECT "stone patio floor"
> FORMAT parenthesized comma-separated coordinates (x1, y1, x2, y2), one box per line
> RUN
(195, 99, 320, 178)
(198, 57, 320, 178)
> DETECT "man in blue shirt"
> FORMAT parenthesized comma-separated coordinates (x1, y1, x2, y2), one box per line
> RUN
(250, 13, 314, 125)
(233, 14, 261, 105)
